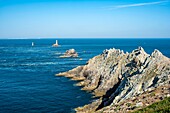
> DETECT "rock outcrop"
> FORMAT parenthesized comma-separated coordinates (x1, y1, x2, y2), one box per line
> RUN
(60, 49, 78, 58)
(56, 47, 170, 112)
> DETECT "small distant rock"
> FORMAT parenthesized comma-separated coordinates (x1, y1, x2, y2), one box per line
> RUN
(52, 44, 59, 47)
(60, 49, 78, 58)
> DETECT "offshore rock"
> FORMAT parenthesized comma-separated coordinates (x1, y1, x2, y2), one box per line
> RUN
(60, 49, 78, 58)
(56, 47, 170, 112)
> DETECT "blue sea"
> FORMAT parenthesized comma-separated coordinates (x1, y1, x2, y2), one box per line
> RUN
(0, 38, 170, 113)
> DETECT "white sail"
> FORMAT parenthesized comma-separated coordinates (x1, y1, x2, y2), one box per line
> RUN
(32, 42, 34, 46)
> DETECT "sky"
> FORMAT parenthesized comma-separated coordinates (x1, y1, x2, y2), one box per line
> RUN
(0, 0, 170, 38)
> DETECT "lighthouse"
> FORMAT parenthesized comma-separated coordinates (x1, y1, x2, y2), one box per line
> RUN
(55, 40, 58, 45)
(52, 40, 59, 47)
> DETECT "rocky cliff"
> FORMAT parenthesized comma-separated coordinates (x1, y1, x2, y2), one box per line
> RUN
(56, 47, 170, 113)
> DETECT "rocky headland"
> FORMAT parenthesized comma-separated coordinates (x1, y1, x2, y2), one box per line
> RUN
(56, 47, 170, 113)
(60, 49, 78, 58)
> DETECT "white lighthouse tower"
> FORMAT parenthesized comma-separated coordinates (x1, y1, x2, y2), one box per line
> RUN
(52, 40, 59, 47)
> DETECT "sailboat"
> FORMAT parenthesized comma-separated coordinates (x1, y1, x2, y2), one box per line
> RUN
(32, 42, 34, 46)
(52, 40, 59, 47)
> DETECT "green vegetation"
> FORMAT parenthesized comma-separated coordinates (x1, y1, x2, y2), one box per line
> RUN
(150, 92, 156, 97)
(127, 103, 132, 107)
(133, 97, 170, 113)
(115, 106, 120, 111)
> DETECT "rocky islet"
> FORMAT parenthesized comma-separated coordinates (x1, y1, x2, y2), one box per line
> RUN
(60, 49, 78, 58)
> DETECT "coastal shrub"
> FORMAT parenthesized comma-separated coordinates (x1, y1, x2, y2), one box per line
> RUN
(133, 97, 170, 113)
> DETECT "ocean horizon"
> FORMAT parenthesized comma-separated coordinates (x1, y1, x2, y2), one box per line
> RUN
(0, 38, 170, 112)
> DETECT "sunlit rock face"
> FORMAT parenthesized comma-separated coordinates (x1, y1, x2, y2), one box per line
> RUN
(57, 47, 170, 113)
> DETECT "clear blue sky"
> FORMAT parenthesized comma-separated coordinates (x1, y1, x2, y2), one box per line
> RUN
(0, 0, 170, 38)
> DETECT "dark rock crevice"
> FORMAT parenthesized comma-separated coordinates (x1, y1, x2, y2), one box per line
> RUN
(96, 77, 122, 111)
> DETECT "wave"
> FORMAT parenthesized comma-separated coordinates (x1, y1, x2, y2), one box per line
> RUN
(0, 62, 59, 67)
(54, 52, 63, 55)
(20, 62, 59, 66)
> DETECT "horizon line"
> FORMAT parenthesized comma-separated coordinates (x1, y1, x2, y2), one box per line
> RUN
(0, 37, 170, 40)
